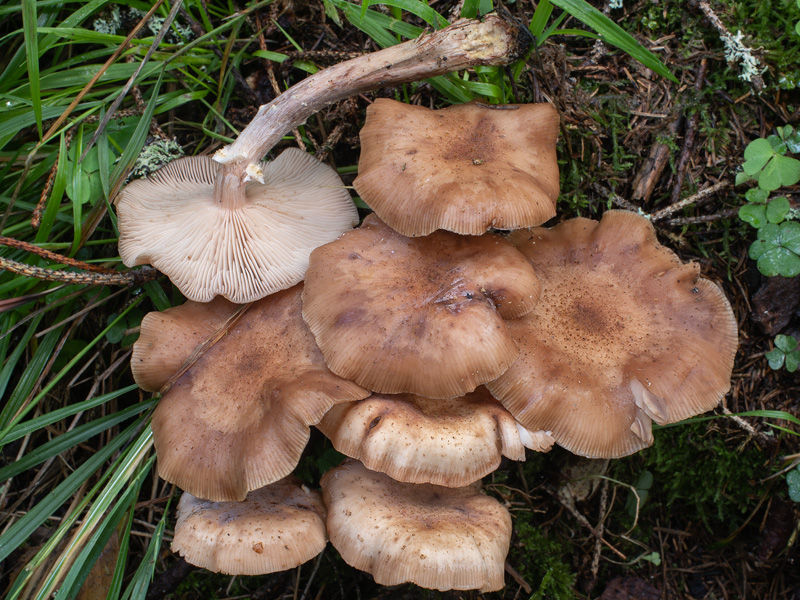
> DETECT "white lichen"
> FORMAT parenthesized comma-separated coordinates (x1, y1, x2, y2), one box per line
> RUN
(93, 6, 121, 35)
(721, 30, 763, 83)
(130, 138, 185, 180)
(148, 15, 194, 41)
(609, 0, 624, 9)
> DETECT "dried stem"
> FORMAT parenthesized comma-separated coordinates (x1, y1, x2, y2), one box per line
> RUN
(0, 256, 158, 286)
(214, 14, 528, 174)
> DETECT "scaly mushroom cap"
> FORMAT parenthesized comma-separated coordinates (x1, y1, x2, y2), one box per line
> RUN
(317, 387, 554, 487)
(117, 148, 358, 303)
(487, 210, 739, 458)
(131, 297, 236, 392)
(353, 99, 560, 236)
(172, 476, 327, 575)
(302, 214, 541, 398)
(322, 460, 511, 592)
(149, 285, 369, 501)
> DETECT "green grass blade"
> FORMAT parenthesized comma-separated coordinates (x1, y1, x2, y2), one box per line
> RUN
(3, 385, 140, 444)
(35, 132, 70, 243)
(0, 418, 142, 564)
(0, 296, 144, 441)
(120, 499, 167, 600)
(54, 474, 145, 600)
(529, 0, 553, 38)
(552, 28, 600, 40)
(21, 0, 42, 138)
(548, 0, 678, 82)
(0, 314, 43, 401)
(143, 280, 172, 311)
(427, 74, 474, 103)
(106, 496, 136, 600)
(0, 399, 157, 481)
(372, 0, 449, 28)
(41, 432, 155, 600)
(0, 307, 68, 431)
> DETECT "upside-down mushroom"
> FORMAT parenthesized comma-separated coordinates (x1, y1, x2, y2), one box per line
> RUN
(317, 387, 554, 487)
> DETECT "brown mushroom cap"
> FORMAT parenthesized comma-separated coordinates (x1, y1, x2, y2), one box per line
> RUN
(353, 99, 560, 236)
(321, 460, 511, 592)
(302, 214, 541, 398)
(131, 297, 236, 392)
(317, 387, 553, 487)
(486, 210, 738, 458)
(172, 476, 327, 575)
(148, 285, 369, 501)
(117, 148, 358, 303)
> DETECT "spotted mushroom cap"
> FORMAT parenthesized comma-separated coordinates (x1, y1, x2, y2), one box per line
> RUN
(149, 285, 369, 501)
(321, 460, 511, 592)
(117, 148, 358, 303)
(172, 476, 327, 575)
(317, 387, 553, 487)
(487, 210, 739, 458)
(353, 99, 560, 236)
(302, 214, 541, 398)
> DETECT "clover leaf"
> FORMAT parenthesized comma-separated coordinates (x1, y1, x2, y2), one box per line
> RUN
(742, 137, 800, 191)
(766, 197, 791, 223)
(748, 222, 800, 277)
(739, 204, 767, 228)
(765, 334, 800, 372)
(743, 138, 774, 174)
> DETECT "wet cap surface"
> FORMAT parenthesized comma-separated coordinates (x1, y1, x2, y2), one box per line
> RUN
(354, 99, 560, 236)
(302, 213, 541, 398)
(487, 210, 738, 458)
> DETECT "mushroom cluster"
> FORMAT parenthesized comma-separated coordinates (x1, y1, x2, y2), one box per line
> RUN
(123, 17, 738, 594)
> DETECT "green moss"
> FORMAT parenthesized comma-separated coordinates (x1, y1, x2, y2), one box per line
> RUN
(510, 513, 577, 600)
(616, 423, 768, 532)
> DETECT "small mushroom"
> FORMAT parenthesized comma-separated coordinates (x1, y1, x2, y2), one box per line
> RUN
(317, 387, 554, 487)
(486, 210, 739, 458)
(321, 460, 511, 592)
(172, 476, 327, 575)
(302, 214, 541, 398)
(137, 284, 369, 501)
(353, 99, 560, 236)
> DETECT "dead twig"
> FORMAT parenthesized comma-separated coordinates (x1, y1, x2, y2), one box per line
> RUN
(0, 257, 158, 286)
(669, 58, 709, 204)
(650, 180, 730, 222)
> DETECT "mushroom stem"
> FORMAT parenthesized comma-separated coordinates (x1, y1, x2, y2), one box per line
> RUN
(214, 162, 250, 210)
(213, 14, 528, 171)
